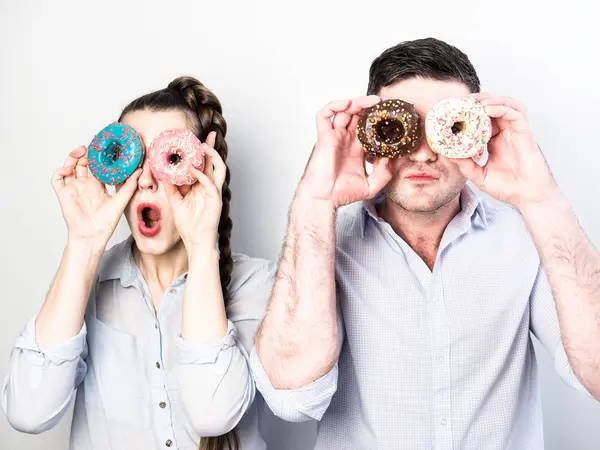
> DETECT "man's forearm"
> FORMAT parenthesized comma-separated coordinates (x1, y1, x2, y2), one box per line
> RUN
(256, 192, 339, 389)
(520, 193, 600, 398)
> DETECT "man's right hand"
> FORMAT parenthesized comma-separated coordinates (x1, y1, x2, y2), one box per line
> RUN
(51, 146, 141, 251)
(297, 96, 393, 209)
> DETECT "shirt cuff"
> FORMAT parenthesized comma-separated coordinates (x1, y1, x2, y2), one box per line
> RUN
(14, 315, 87, 366)
(176, 320, 237, 365)
(249, 346, 338, 422)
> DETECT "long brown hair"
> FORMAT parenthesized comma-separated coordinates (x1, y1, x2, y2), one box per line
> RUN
(119, 76, 238, 450)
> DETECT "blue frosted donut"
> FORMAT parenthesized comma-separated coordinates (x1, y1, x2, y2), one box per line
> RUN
(88, 123, 144, 185)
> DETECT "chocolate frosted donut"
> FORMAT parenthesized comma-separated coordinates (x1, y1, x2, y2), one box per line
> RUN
(356, 99, 422, 158)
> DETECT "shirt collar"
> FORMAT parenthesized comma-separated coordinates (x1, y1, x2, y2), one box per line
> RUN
(97, 235, 139, 287)
(96, 235, 218, 289)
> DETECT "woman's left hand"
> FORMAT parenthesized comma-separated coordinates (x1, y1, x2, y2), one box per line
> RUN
(164, 131, 226, 249)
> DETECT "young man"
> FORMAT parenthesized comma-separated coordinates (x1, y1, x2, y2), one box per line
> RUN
(250, 38, 600, 449)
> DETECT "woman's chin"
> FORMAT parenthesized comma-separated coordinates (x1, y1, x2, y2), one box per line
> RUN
(132, 229, 182, 256)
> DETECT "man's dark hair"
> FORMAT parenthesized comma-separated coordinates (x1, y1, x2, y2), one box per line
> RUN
(367, 37, 481, 95)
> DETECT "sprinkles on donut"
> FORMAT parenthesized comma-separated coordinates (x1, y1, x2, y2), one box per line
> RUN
(356, 99, 423, 158)
(425, 96, 492, 159)
(147, 129, 205, 186)
(88, 122, 144, 185)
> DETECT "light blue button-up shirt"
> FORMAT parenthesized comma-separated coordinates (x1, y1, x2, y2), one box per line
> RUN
(251, 184, 593, 450)
(2, 236, 275, 450)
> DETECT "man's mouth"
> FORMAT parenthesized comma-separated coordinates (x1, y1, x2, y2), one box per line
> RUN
(136, 202, 162, 237)
(405, 172, 439, 182)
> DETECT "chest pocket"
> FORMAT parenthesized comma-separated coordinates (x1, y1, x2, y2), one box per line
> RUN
(84, 316, 150, 428)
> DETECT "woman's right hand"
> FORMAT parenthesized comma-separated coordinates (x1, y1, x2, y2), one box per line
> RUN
(297, 96, 393, 209)
(51, 146, 141, 250)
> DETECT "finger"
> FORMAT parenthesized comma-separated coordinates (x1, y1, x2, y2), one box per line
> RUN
(452, 157, 487, 190)
(469, 92, 492, 102)
(113, 169, 142, 209)
(201, 146, 215, 183)
(366, 158, 393, 198)
(162, 179, 185, 206)
(205, 131, 217, 150)
(63, 146, 86, 169)
(348, 113, 362, 135)
(51, 169, 67, 192)
(56, 166, 75, 177)
(348, 114, 361, 135)
(61, 146, 87, 185)
(484, 105, 530, 133)
(194, 169, 220, 198)
(345, 95, 382, 115)
(472, 149, 485, 164)
(479, 96, 528, 118)
(334, 96, 381, 130)
(75, 157, 89, 178)
(316, 99, 351, 135)
(202, 145, 227, 190)
(332, 112, 352, 130)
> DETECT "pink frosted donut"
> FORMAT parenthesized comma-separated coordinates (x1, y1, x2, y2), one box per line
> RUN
(425, 97, 492, 159)
(148, 129, 205, 185)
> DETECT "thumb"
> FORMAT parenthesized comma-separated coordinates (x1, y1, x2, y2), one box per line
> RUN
(162, 180, 184, 209)
(453, 158, 486, 190)
(113, 169, 142, 210)
(366, 158, 392, 199)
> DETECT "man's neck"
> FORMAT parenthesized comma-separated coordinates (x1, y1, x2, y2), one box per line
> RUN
(376, 194, 462, 270)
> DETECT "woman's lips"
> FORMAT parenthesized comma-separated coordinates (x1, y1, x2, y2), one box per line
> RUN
(137, 202, 162, 237)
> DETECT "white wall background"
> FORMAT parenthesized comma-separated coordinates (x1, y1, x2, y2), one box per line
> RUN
(1, 0, 599, 448)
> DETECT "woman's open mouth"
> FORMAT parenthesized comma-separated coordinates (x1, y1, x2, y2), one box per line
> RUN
(136, 202, 162, 237)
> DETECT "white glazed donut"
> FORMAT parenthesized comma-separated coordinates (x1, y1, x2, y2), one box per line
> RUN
(425, 96, 492, 159)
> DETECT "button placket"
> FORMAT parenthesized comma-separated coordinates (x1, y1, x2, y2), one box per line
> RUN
(430, 270, 453, 447)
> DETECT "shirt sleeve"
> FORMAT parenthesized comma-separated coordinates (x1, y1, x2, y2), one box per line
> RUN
(250, 299, 345, 423)
(175, 256, 276, 436)
(1, 313, 88, 434)
(529, 263, 592, 397)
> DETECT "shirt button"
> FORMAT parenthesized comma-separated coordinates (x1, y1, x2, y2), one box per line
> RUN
(169, 288, 176, 295)
(156, 361, 161, 369)
(159, 401, 167, 409)
(154, 323, 158, 329)
(165, 439, 172, 447)
(440, 418, 447, 426)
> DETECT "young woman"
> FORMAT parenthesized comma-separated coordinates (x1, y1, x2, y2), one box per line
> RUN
(1, 76, 274, 450)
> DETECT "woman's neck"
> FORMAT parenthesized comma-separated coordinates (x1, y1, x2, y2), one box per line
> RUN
(132, 240, 189, 294)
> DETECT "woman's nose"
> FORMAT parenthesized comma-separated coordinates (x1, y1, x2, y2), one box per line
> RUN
(137, 159, 158, 192)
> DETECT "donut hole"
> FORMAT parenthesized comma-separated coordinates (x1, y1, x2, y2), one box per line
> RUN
(110, 143, 121, 162)
(169, 152, 182, 165)
(375, 118, 405, 145)
(451, 121, 466, 135)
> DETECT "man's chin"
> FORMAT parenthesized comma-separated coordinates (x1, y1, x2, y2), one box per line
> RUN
(386, 190, 446, 213)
